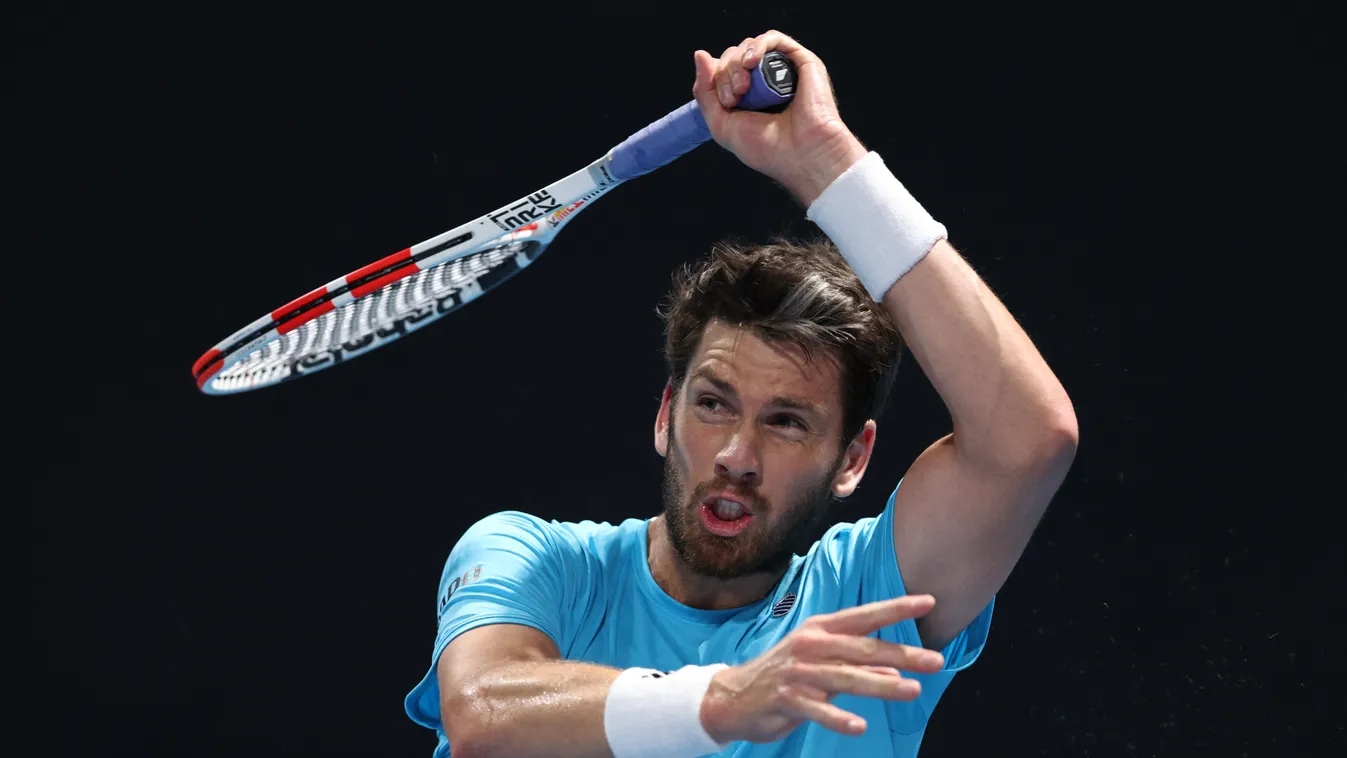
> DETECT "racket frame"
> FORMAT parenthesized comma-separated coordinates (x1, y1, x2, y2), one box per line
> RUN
(192, 161, 618, 394)
(192, 50, 795, 395)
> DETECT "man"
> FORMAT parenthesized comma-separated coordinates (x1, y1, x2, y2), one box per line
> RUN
(404, 31, 1078, 758)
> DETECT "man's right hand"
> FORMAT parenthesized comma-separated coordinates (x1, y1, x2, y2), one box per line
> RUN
(699, 595, 945, 743)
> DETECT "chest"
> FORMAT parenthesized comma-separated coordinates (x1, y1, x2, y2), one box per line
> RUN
(569, 587, 797, 670)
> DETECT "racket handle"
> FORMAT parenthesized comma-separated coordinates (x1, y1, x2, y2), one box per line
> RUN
(607, 51, 797, 181)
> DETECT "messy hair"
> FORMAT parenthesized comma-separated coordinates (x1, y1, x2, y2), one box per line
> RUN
(657, 236, 903, 444)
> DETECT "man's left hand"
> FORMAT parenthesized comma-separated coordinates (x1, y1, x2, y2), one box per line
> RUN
(692, 30, 869, 206)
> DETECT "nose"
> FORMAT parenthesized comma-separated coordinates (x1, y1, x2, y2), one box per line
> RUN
(714, 425, 762, 487)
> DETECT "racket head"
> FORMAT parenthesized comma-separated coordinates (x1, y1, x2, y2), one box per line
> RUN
(192, 180, 609, 395)
(193, 52, 797, 395)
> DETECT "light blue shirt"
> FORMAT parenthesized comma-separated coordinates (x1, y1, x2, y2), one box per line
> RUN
(405, 481, 995, 757)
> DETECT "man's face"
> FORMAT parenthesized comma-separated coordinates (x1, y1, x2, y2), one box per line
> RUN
(658, 321, 857, 579)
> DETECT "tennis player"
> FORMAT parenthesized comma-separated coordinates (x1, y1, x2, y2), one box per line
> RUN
(405, 31, 1078, 758)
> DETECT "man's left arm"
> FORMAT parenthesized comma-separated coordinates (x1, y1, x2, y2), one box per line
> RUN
(699, 30, 1078, 652)
(879, 236, 1078, 652)
(795, 138, 1080, 653)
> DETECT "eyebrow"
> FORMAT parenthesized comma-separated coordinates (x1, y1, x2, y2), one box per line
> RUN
(688, 367, 827, 417)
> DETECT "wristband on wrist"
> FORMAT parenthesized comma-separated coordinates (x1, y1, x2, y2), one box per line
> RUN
(603, 664, 730, 758)
(805, 150, 948, 302)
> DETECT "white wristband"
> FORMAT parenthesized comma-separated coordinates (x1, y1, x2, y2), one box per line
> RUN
(805, 150, 948, 302)
(603, 664, 730, 758)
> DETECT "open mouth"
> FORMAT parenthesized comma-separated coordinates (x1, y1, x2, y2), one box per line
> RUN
(698, 495, 754, 537)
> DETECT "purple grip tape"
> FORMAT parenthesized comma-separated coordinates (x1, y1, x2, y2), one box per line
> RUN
(608, 51, 797, 181)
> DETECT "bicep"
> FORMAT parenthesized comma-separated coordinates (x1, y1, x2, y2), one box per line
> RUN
(891, 433, 1072, 650)
(427, 513, 588, 720)
(434, 512, 585, 654)
(437, 624, 561, 724)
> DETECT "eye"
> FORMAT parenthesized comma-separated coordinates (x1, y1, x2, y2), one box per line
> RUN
(697, 396, 726, 413)
(770, 414, 807, 431)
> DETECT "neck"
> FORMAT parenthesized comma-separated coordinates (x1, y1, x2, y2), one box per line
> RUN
(645, 516, 786, 611)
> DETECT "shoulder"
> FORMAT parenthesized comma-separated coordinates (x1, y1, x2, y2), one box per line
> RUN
(814, 481, 910, 570)
(453, 510, 644, 567)
(809, 514, 888, 577)
(457, 510, 591, 545)
(794, 487, 905, 600)
(459, 509, 559, 539)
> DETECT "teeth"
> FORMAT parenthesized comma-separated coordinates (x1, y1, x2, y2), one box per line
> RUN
(712, 499, 745, 521)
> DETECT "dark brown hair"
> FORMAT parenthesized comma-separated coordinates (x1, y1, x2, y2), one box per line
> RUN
(657, 236, 903, 445)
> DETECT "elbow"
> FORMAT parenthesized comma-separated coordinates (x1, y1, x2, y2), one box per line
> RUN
(442, 682, 498, 758)
(1045, 403, 1079, 458)
(1028, 377, 1080, 463)
(449, 737, 494, 758)
(448, 730, 491, 758)
(987, 403, 1079, 474)
(1030, 403, 1079, 477)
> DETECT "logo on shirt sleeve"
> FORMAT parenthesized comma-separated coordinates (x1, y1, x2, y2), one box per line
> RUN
(438, 564, 483, 612)
(771, 592, 797, 618)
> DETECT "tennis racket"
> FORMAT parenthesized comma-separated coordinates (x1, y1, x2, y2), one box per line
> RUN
(191, 52, 797, 395)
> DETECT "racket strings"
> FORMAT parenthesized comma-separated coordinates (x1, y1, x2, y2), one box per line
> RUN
(209, 241, 531, 391)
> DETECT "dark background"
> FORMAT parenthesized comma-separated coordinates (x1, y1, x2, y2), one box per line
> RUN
(16, 2, 1340, 756)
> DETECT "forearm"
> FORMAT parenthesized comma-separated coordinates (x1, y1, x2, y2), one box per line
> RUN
(794, 133, 1075, 467)
(447, 660, 621, 758)
(881, 240, 1076, 467)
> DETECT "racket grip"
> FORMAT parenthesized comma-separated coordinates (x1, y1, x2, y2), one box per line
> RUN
(607, 51, 796, 181)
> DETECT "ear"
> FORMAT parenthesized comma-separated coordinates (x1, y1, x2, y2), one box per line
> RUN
(832, 420, 877, 497)
(654, 380, 675, 457)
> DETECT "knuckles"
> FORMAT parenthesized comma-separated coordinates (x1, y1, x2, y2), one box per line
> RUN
(781, 658, 811, 680)
(771, 682, 802, 705)
(785, 628, 829, 654)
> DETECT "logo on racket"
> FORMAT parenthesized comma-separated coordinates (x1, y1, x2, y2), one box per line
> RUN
(548, 200, 586, 227)
(489, 190, 562, 231)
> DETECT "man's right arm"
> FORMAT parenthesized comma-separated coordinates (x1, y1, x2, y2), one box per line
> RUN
(436, 598, 950, 758)
(438, 623, 622, 758)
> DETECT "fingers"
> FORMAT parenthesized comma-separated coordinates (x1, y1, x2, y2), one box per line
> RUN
(738, 30, 838, 115)
(692, 49, 717, 97)
(695, 29, 831, 112)
(742, 30, 805, 67)
(714, 43, 749, 108)
(782, 691, 868, 736)
(740, 30, 823, 82)
(789, 662, 922, 701)
(808, 595, 937, 636)
(777, 661, 917, 739)
(706, 34, 781, 109)
(691, 49, 726, 125)
(797, 632, 946, 674)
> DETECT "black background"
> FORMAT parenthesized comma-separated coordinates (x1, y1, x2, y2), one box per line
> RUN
(16, 3, 1341, 756)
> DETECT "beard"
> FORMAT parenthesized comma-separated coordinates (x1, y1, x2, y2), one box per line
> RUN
(660, 409, 843, 579)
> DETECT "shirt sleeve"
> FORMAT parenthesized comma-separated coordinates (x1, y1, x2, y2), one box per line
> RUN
(403, 510, 594, 731)
(817, 479, 996, 733)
